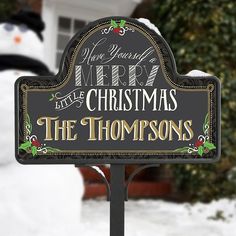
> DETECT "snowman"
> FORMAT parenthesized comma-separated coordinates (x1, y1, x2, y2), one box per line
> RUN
(0, 10, 84, 236)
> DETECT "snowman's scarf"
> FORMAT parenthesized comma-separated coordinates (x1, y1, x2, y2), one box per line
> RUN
(0, 55, 53, 75)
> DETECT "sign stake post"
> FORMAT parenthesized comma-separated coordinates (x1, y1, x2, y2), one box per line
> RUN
(110, 164, 125, 236)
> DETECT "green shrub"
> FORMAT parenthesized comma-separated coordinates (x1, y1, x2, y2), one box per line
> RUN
(0, 0, 17, 20)
(151, 0, 236, 202)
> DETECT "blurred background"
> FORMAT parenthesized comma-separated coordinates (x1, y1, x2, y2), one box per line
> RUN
(0, 0, 236, 235)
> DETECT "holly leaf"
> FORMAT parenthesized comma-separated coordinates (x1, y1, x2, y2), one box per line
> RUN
(49, 94, 54, 101)
(198, 146, 204, 156)
(19, 141, 31, 151)
(31, 146, 37, 156)
(204, 141, 216, 150)
(174, 147, 190, 153)
(111, 20, 118, 28)
(119, 20, 126, 28)
(45, 147, 61, 153)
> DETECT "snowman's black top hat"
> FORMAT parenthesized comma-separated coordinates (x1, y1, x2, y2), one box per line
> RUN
(5, 10, 45, 41)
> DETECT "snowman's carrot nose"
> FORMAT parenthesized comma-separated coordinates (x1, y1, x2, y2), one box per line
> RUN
(14, 35, 22, 44)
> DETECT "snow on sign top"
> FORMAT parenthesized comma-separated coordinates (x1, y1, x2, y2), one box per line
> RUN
(15, 17, 220, 164)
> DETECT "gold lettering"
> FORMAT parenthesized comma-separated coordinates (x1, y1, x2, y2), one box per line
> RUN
(110, 120, 121, 140)
(159, 120, 169, 140)
(121, 120, 139, 140)
(66, 120, 78, 140)
(98, 120, 110, 140)
(81, 116, 102, 140)
(37, 116, 59, 141)
(148, 120, 159, 141)
(139, 120, 149, 141)
(183, 120, 194, 141)
(55, 120, 67, 140)
(169, 120, 183, 141)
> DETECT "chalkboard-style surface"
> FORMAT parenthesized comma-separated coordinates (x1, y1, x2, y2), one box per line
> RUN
(15, 17, 220, 164)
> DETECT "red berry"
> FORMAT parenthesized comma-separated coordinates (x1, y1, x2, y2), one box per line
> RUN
(113, 27, 120, 34)
(195, 139, 204, 148)
(204, 148, 209, 154)
(32, 139, 41, 148)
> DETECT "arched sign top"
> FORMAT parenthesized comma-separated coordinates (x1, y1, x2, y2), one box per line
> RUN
(57, 17, 177, 89)
(15, 17, 220, 164)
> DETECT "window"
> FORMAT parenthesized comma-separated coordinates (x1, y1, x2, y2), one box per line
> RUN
(56, 16, 87, 68)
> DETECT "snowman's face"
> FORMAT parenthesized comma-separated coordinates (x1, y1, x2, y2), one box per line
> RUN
(0, 23, 44, 61)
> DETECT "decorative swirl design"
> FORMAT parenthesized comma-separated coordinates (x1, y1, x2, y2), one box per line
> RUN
(187, 146, 198, 154)
(101, 26, 135, 36)
(101, 26, 113, 35)
(203, 123, 209, 135)
(174, 113, 215, 157)
(54, 88, 81, 100)
(52, 88, 84, 111)
(25, 124, 31, 136)
(198, 134, 209, 144)
(37, 144, 48, 154)
(56, 99, 83, 111)
(29, 135, 37, 142)
(25, 134, 48, 154)
(119, 26, 135, 36)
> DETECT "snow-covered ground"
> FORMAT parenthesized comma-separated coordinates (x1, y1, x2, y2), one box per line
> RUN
(0, 197, 235, 235)
(81, 199, 236, 236)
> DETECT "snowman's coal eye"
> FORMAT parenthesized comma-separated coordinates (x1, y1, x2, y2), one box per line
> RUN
(19, 24, 28, 33)
(3, 23, 14, 32)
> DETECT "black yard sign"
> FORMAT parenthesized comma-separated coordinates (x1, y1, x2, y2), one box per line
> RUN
(15, 17, 221, 164)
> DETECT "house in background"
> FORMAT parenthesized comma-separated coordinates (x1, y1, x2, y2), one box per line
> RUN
(28, 0, 142, 72)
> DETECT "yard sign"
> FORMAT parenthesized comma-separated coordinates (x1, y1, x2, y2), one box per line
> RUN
(15, 17, 220, 164)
